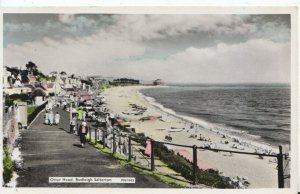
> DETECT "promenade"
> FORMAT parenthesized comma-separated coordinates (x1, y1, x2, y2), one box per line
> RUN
(16, 107, 169, 188)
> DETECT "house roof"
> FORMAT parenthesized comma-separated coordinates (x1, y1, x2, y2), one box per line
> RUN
(23, 84, 36, 91)
(32, 87, 47, 96)
(77, 91, 90, 96)
(80, 95, 94, 101)
(41, 82, 54, 89)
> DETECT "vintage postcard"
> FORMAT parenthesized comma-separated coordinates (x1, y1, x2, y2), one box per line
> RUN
(0, 6, 298, 194)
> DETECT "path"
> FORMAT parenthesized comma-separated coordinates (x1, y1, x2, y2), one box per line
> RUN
(16, 108, 169, 188)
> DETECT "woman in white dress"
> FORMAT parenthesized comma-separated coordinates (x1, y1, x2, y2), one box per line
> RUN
(54, 112, 60, 125)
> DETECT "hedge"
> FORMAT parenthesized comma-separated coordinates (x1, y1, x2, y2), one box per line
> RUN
(27, 101, 48, 125)
(153, 142, 234, 188)
(27, 106, 37, 116)
(3, 143, 13, 185)
(5, 94, 30, 107)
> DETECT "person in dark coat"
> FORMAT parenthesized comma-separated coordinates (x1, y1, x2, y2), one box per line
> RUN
(78, 121, 89, 148)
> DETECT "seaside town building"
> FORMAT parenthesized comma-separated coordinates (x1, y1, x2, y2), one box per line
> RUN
(153, 79, 164, 85)
(3, 68, 33, 95)
(28, 72, 37, 83)
(31, 88, 47, 105)
(4, 86, 32, 95)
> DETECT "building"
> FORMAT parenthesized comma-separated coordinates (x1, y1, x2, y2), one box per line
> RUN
(31, 87, 47, 105)
(153, 79, 164, 85)
(41, 81, 62, 95)
(77, 91, 95, 101)
(3, 86, 32, 95)
(28, 72, 37, 83)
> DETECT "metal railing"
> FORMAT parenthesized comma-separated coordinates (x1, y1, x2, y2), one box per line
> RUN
(153, 140, 286, 187)
(71, 121, 288, 188)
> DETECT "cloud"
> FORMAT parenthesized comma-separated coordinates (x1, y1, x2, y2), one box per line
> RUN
(108, 15, 257, 41)
(4, 37, 290, 83)
(4, 33, 145, 76)
(3, 14, 290, 83)
(5, 14, 291, 49)
(245, 15, 290, 41)
(107, 39, 290, 83)
(58, 14, 75, 23)
(4, 22, 32, 32)
(256, 21, 290, 41)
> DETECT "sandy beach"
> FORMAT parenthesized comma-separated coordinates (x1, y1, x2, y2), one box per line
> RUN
(102, 85, 278, 188)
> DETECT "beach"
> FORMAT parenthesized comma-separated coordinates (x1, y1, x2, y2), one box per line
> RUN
(102, 85, 278, 188)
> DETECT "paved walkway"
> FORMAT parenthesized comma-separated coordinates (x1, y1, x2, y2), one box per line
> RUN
(16, 108, 169, 188)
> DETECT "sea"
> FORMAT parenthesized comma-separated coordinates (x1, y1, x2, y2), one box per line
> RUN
(140, 83, 290, 148)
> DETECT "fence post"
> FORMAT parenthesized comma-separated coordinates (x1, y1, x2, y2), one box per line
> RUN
(277, 145, 284, 188)
(113, 133, 116, 154)
(282, 145, 290, 187)
(94, 128, 97, 145)
(151, 139, 155, 171)
(128, 136, 131, 161)
(102, 130, 105, 149)
(193, 145, 197, 185)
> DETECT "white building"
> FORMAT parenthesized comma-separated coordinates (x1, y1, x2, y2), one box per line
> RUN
(4, 87, 32, 95)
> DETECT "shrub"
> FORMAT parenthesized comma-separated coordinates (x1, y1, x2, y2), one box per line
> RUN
(153, 142, 233, 188)
(5, 93, 31, 106)
(27, 101, 48, 124)
(99, 82, 112, 91)
(3, 144, 13, 185)
(27, 106, 37, 116)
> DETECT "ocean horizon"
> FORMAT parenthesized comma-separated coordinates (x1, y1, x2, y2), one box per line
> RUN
(165, 82, 290, 87)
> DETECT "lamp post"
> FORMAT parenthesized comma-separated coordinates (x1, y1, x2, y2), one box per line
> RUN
(54, 73, 57, 105)
(70, 102, 72, 123)
(54, 81, 56, 105)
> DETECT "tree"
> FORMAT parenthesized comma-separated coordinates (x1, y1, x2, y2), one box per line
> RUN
(5, 66, 19, 77)
(20, 70, 29, 83)
(32, 69, 40, 76)
(6, 61, 49, 84)
(25, 61, 37, 72)
(81, 79, 93, 86)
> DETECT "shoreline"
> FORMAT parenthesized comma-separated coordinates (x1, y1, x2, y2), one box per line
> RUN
(102, 85, 278, 188)
(137, 86, 279, 153)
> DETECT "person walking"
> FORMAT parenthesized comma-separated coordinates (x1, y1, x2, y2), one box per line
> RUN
(78, 122, 89, 148)
(70, 117, 76, 134)
(44, 111, 49, 125)
(54, 112, 60, 125)
(48, 111, 54, 126)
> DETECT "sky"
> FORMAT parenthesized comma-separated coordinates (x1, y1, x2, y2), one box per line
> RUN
(3, 14, 291, 83)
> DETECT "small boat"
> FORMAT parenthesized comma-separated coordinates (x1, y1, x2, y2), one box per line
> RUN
(168, 128, 184, 132)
